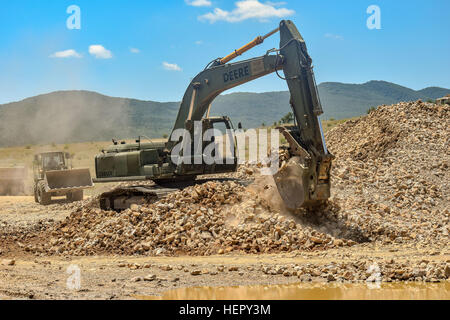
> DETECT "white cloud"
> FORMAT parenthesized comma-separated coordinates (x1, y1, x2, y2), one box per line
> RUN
(199, 0, 294, 23)
(265, 1, 287, 6)
(325, 33, 344, 40)
(49, 49, 82, 59)
(195, 40, 203, 45)
(185, 0, 212, 7)
(162, 62, 182, 71)
(130, 47, 140, 53)
(89, 45, 113, 59)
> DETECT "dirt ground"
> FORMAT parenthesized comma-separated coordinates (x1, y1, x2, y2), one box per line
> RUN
(0, 196, 448, 300)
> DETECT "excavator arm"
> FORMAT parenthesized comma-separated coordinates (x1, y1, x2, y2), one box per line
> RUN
(169, 20, 332, 209)
(275, 20, 332, 209)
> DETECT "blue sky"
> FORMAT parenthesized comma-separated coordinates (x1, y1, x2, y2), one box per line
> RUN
(0, 0, 449, 104)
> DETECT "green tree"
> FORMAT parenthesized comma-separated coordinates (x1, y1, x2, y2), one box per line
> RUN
(280, 112, 294, 124)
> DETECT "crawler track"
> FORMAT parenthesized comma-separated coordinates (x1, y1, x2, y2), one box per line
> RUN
(99, 177, 252, 211)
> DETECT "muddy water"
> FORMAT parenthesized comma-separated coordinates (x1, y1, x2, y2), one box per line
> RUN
(141, 282, 449, 300)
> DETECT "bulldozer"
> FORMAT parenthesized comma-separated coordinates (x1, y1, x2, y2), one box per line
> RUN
(33, 151, 93, 205)
(94, 20, 332, 211)
(0, 167, 27, 195)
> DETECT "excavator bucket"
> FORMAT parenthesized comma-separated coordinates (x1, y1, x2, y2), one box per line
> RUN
(44, 168, 93, 192)
(273, 157, 308, 210)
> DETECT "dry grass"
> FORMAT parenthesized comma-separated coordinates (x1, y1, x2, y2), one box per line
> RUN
(0, 141, 109, 172)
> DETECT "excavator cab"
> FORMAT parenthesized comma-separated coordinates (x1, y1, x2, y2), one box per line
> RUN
(177, 116, 238, 176)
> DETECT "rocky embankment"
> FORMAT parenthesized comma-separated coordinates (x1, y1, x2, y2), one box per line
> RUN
(326, 100, 448, 247)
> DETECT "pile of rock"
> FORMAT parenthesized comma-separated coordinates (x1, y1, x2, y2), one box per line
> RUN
(326, 100, 449, 246)
(26, 181, 357, 256)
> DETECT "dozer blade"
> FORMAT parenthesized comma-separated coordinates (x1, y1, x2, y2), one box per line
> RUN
(45, 168, 93, 192)
(273, 156, 307, 210)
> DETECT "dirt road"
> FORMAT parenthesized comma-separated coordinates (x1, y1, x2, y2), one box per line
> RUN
(1, 241, 448, 299)
(0, 196, 71, 228)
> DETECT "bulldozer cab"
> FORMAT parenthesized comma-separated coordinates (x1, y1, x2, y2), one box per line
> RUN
(33, 152, 71, 180)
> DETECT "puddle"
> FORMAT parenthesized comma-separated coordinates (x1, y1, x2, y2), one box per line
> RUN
(138, 282, 449, 300)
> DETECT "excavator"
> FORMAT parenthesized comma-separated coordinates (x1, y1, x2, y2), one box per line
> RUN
(94, 20, 332, 211)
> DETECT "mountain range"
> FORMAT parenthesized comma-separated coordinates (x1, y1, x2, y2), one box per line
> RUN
(0, 80, 448, 147)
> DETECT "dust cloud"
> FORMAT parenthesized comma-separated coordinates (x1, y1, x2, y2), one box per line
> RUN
(248, 174, 291, 214)
(0, 91, 132, 148)
(247, 174, 368, 242)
